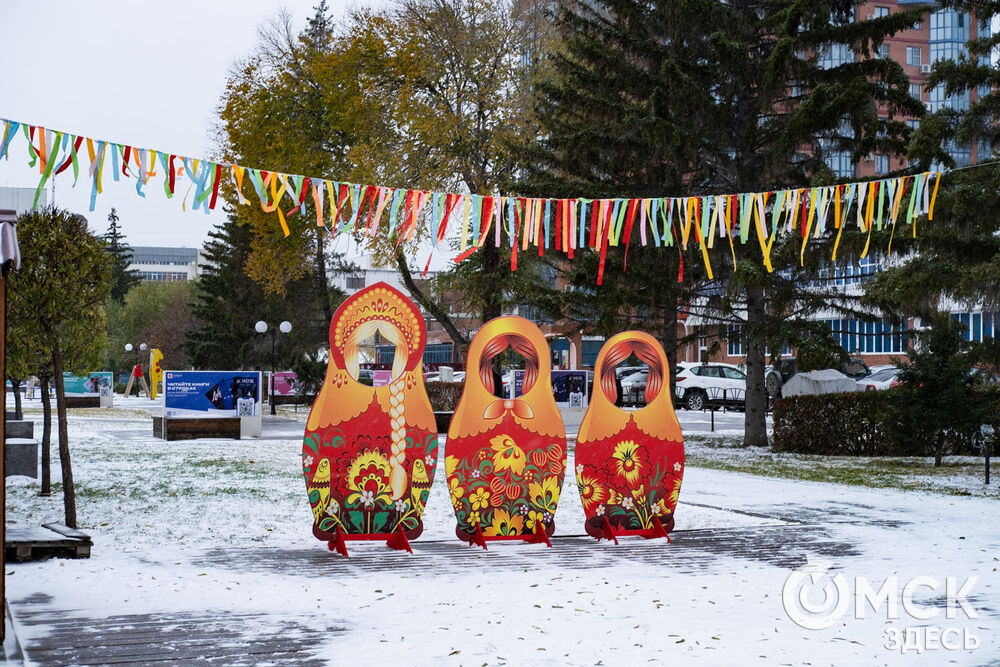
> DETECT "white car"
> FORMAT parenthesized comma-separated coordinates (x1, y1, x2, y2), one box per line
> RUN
(618, 369, 649, 405)
(857, 366, 901, 391)
(675, 362, 747, 410)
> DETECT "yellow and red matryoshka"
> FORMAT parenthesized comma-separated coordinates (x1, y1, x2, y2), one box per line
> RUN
(445, 316, 567, 545)
(302, 282, 437, 553)
(575, 331, 684, 541)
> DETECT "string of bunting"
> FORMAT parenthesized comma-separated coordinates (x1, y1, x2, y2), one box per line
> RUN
(0, 117, 943, 285)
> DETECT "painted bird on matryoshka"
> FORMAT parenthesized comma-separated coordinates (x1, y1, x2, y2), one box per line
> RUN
(302, 283, 438, 542)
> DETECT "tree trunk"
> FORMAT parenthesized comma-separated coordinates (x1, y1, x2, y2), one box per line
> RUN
(40, 375, 52, 496)
(50, 345, 76, 528)
(661, 303, 679, 402)
(393, 246, 468, 350)
(744, 285, 768, 447)
(315, 227, 333, 326)
(10, 377, 22, 420)
(480, 241, 505, 396)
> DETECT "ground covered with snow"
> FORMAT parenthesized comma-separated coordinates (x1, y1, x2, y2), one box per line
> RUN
(4, 398, 998, 665)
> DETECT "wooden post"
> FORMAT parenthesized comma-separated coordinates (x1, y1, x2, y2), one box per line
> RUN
(0, 209, 19, 642)
(1, 267, 6, 641)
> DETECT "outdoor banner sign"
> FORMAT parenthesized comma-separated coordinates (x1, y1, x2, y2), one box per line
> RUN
(303, 282, 438, 555)
(163, 370, 261, 418)
(446, 316, 567, 546)
(372, 370, 392, 387)
(273, 371, 297, 396)
(62, 372, 114, 397)
(575, 332, 684, 541)
(512, 369, 588, 408)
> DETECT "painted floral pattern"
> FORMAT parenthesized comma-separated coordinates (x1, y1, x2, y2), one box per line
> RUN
(303, 398, 437, 539)
(575, 416, 683, 538)
(446, 415, 565, 540)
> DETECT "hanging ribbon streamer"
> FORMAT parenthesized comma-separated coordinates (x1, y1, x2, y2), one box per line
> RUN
(0, 116, 950, 283)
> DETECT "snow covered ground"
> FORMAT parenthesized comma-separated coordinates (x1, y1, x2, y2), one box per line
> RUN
(4, 399, 998, 665)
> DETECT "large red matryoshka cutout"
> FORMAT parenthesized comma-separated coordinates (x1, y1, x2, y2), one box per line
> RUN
(303, 282, 437, 554)
(575, 332, 684, 541)
(446, 316, 567, 546)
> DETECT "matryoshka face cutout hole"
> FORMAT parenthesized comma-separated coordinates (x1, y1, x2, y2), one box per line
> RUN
(349, 334, 404, 385)
(478, 333, 540, 398)
(600, 343, 663, 406)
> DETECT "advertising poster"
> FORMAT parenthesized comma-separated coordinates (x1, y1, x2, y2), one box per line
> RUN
(272, 372, 297, 396)
(164, 371, 261, 418)
(372, 370, 392, 387)
(63, 372, 114, 397)
(512, 369, 587, 407)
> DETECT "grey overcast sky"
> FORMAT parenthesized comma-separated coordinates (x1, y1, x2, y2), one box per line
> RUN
(0, 1, 381, 251)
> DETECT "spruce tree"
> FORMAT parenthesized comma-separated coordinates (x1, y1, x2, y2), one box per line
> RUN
(185, 211, 339, 371)
(866, 4, 1000, 360)
(103, 207, 139, 303)
(532, 0, 923, 444)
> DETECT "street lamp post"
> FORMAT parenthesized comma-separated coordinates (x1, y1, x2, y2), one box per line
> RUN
(255, 320, 292, 415)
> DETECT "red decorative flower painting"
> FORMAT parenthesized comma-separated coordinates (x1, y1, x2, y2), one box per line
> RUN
(575, 332, 684, 540)
(445, 316, 567, 544)
(302, 283, 437, 550)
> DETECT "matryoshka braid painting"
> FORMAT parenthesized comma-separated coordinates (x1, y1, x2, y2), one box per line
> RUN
(575, 332, 684, 540)
(302, 282, 437, 545)
(445, 316, 567, 543)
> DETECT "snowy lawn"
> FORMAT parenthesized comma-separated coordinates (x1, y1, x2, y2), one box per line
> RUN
(4, 400, 998, 665)
(686, 432, 1000, 499)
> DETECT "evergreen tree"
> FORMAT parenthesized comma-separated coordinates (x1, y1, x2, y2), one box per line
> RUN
(103, 207, 139, 303)
(865, 4, 1000, 361)
(891, 314, 996, 466)
(532, 0, 923, 445)
(185, 210, 341, 371)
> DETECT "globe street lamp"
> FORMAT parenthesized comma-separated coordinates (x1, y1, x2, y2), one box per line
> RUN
(256, 320, 292, 415)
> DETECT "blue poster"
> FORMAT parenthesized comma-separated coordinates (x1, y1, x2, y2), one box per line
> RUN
(164, 371, 261, 418)
(510, 369, 588, 407)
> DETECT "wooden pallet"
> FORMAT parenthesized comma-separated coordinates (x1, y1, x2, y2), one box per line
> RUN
(5, 523, 92, 562)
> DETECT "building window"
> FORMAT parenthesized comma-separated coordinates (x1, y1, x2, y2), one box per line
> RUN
(874, 154, 889, 175)
(824, 318, 908, 354)
(878, 43, 891, 59)
(346, 275, 365, 290)
(906, 46, 922, 66)
(727, 324, 744, 356)
(819, 43, 854, 69)
(910, 82, 922, 101)
(873, 6, 889, 18)
(582, 339, 604, 367)
(951, 311, 1000, 342)
(824, 150, 856, 179)
(930, 10, 969, 42)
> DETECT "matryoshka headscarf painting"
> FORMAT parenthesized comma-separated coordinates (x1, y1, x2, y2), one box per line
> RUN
(446, 316, 567, 547)
(575, 332, 684, 542)
(303, 282, 437, 555)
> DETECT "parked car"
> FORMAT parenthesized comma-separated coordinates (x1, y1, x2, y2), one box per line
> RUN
(675, 362, 747, 410)
(618, 369, 649, 406)
(858, 367, 901, 391)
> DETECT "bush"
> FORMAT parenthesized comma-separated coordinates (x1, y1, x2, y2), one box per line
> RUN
(773, 391, 895, 455)
(426, 382, 464, 412)
(774, 387, 995, 457)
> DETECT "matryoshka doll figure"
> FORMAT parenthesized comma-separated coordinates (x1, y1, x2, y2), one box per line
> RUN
(302, 282, 437, 551)
(446, 316, 567, 544)
(575, 331, 684, 540)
